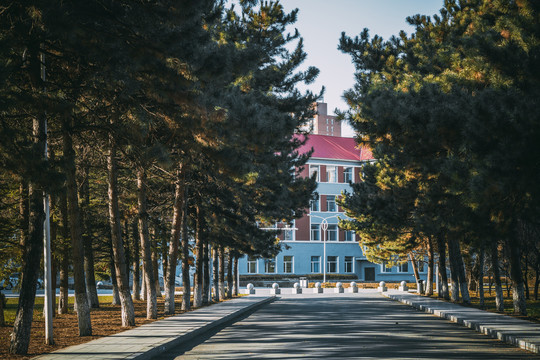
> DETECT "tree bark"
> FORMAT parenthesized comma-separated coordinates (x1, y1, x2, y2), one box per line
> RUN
(233, 255, 239, 297)
(141, 266, 147, 301)
(109, 253, 120, 305)
(202, 238, 210, 305)
(478, 245, 485, 308)
(426, 237, 434, 296)
(218, 245, 225, 300)
(165, 173, 182, 314)
(436, 235, 450, 300)
(19, 180, 29, 249)
(213, 246, 219, 301)
(58, 192, 69, 315)
(508, 229, 527, 315)
(137, 168, 157, 319)
(107, 131, 135, 326)
(447, 237, 461, 302)
(0, 291, 5, 326)
(490, 240, 504, 312)
(452, 238, 470, 304)
(63, 123, 92, 335)
(131, 220, 141, 301)
(80, 162, 99, 309)
(10, 114, 46, 355)
(181, 182, 191, 311)
(408, 253, 421, 294)
(152, 249, 162, 298)
(226, 249, 233, 299)
(193, 205, 204, 308)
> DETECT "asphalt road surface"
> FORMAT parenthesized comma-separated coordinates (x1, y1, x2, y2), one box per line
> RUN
(160, 292, 540, 360)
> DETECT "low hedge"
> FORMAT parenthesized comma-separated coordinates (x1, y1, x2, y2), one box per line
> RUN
(239, 274, 358, 281)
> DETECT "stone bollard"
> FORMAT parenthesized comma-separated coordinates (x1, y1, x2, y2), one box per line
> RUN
(271, 282, 281, 295)
(399, 281, 408, 292)
(377, 281, 387, 292)
(292, 282, 302, 294)
(247, 283, 256, 295)
(349, 281, 358, 293)
(335, 282, 344, 293)
(313, 282, 323, 294)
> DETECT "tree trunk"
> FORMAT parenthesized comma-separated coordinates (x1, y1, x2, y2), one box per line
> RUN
(109, 253, 120, 305)
(193, 206, 204, 308)
(107, 131, 135, 327)
(455, 239, 471, 304)
(80, 162, 99, 309)
(226, 250, 233, 299)
(152, 249, 162, 298)
(165, 173, 182, 314)
(131, 220, 141, 301)
(426, 237, 434, 296)
(19, 180, 29, 249)
(233, 256, 239, 297)
(447, 237, 461, 302)
(490, 240, 504, 312)
(408, 253, 421, 294)
(181, 182, 191, 311)
(436, 235, 450, 300)
(478, 245, 485, 308)
(218, 245, 225, 300)
(0, 291, 5, 326)
(141, 267, 147, 301)
(58, 192, 69, 315)
(63, 125, 92, 335)
(202, 238, 210, 305)
(507, 232, 527, 315)
(137, 168, 157, 319)
(10, 113, 46, 355)
(213, 246, 219, 301)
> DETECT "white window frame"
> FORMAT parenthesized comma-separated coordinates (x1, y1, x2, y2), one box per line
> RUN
(265, 258, 276, 273)
(247, 256, 258, 274)
(344, 256, 354, 273)
(311, 224, 320, 241)
(311, 256, 321, 273)
(344, 230, 354, 242)
(310, 194, 320, 212)
(283, 255, 293, 273)
(398, 262, 409, 273)
(326, 166, 337, 183)
(381, 261, 392, 273)
(344, 167, 353, 183)
(327, 224, 338, 241)
(326, 195, 336, 212)
(309, 165, 320, 182)
(327, 256, 338, 273)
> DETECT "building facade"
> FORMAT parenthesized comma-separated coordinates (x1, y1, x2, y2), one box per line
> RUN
(238, 103, 426, 282)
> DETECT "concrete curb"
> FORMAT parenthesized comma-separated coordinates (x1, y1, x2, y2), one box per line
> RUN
(382, 291, 540, 354)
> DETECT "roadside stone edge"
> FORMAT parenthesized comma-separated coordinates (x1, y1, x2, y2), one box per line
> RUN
(381, 292, 540, 354)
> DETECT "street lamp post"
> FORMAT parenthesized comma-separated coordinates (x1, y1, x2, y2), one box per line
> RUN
(309, 214, 341, 284)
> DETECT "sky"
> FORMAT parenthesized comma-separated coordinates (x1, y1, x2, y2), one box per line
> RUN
(280, 1, 444, 136)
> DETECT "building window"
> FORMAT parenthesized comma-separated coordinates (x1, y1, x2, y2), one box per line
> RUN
(381, 261, 392, 273)
(326, 166, 337, 183)
(344, 256, 353, 273)
(418, 261, 426, 273)
(327, 256, 338, 273)
(311, 256, 320, 273)
(344, 167, 353, 183)
(327, 224, 338, 241)
(398, 262, 409, 273)
(311, 224, 320, 241)
(310, 194, 319, 211)
(326, 195, 336, 212)
(283, 256, 293, 273)
(265, 258, 276, 273)
(283, 229, 293, 241)
(344, 230, 354, 242)
(247, 256, 257, 274)
(309, 165, 319, 182)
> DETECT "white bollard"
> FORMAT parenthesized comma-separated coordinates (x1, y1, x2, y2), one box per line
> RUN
(292, 282, 302, 294)
(247, 283, 256, 295)
(335, 282, 344, 293)
(314, 281, 323, 294)
(377, 281, 388, 292)
(271, 282, 281, 295)
(399, 281, 408, 292)
(349, 281, 358, 293)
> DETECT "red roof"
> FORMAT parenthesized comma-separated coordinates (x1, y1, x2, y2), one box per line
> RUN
(295, 134, 373, 162)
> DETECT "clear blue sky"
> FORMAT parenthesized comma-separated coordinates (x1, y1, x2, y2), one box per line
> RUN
(280, 1, 444, 136)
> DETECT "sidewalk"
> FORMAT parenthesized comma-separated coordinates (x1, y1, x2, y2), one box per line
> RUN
(34, 296, 274, 360)
(383, 290, 540, 354)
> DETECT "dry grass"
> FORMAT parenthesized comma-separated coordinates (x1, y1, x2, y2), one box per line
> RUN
(0, 294, 222, 359)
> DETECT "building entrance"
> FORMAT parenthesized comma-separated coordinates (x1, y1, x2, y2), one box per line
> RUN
(364, 267, 375, 281)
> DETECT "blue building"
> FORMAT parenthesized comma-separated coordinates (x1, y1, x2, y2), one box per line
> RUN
(239, 103, 426, 283)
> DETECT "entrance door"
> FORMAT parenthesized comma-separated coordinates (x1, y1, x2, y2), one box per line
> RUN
(364, 267, 375, 281)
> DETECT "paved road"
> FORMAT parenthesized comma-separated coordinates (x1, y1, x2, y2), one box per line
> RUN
(160, 292, 540, 359)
